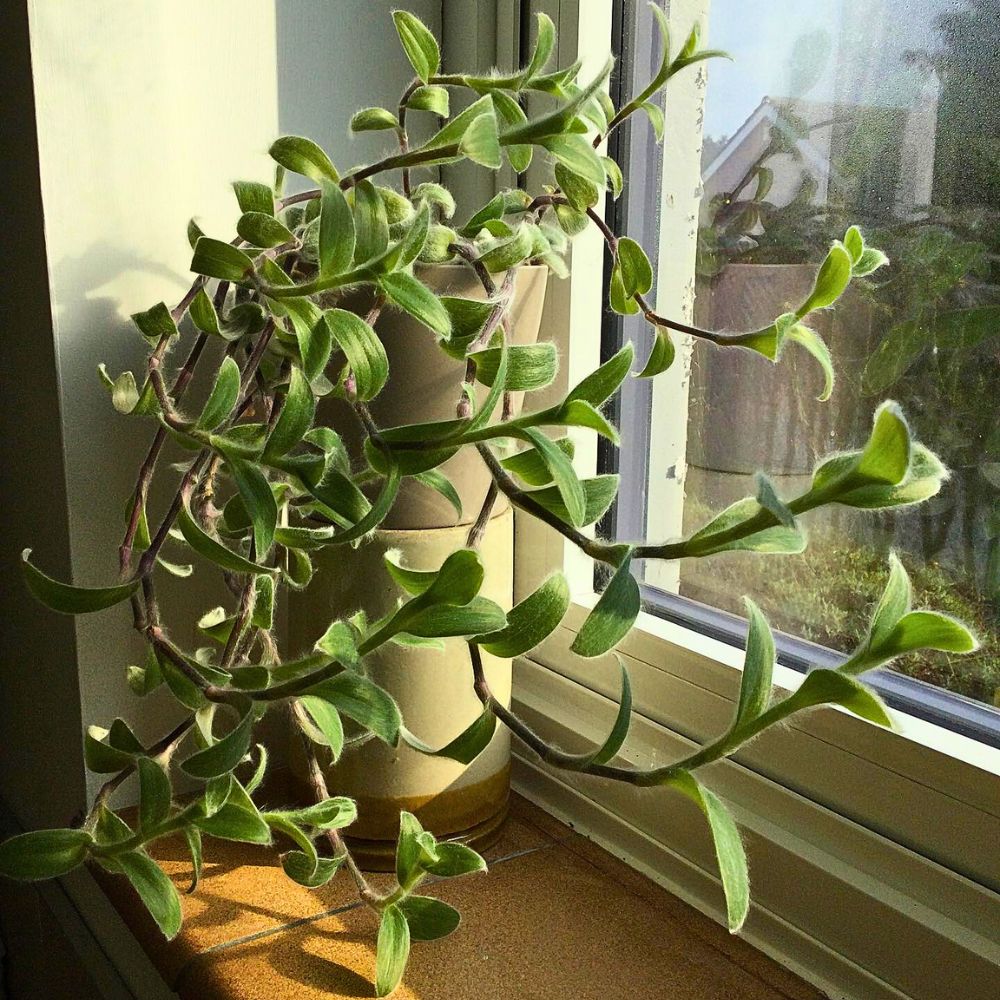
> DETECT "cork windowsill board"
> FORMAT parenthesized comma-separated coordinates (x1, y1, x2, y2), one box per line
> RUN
(95, 794, 825, 1000)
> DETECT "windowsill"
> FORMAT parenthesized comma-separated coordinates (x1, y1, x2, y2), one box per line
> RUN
(563, 590, 1000, 784)
(88, 792, 820, 1000)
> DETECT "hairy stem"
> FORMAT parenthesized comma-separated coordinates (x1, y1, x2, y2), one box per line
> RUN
(292, 704, 385, 907)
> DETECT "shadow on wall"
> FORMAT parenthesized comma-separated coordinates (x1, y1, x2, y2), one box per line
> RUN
(275, 0, 443, 184)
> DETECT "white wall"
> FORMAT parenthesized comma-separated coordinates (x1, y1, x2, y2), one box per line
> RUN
(23, 0, 280, 804)
(3, 0, 455, 817)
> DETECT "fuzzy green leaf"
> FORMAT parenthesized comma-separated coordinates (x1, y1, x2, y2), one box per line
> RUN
(617, 238, 653, 298)
(236, 212, 294, 249)
(413, 469, 462, 518)
(222, 451, 277, 556)
(669, 774, 749, 933)
(178, 503, 275, 576)
(282, 851, 343, 888)
(567, 342, 634, 406)
(0, 829, 92, 881)
(182, 711, 255, 780)
(350, 107, 399, 132)
(471, 343, 557, 391)
(21, 550, 139, 615)
(422, 841, 488, 878)
(519, 428, 586, 527)
(879, 611, 978, 659)
(562, 657, 632, 769)
(131, 302, 179, 345)
(304, 672, 401, 745)
(318, 180, 356, 277)
(137, 757, 172, 830)
(118, 851, 182, 940)
(797, 242, 852, 316)
(263, 367, 315, 461)
(407, 85, 449, 116)
(392, 9, 440, 83)
(402, 706, 497, 766)
(570, 552, 640, 658)
(733, 600, 774, 727)
(376, 903, 411, 998)
(475, 572, 570, 658)
(854, 401, 911, 486)
(460, 110, 502, 168)
(399, 895, 462, 941)
(322, 308, 389, 401)
(521, 475, 619, 528)
(789, 669, 893, 728)
(232, 180, 274, 216)
(379, 271, 452, 335)
(269, 136, 339, 183)
(636, 328, 675, 377)
(542, 133, 606, 188)
(190, 238, 254, 283)
(195, 357, 241, 431)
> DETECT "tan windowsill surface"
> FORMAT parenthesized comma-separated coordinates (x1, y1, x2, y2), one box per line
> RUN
(96, 794, 823, 999)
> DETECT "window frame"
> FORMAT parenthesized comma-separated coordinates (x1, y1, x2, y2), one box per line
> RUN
(504, 2, 1000, 996)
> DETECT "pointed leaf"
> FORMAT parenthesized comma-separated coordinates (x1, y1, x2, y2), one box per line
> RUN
(790, 669, 893, 728)
(0, 829, 92, 881)
(880, 611, 978, 659)
(797, 242, 852, 316)
(567, 342, 634, 406)
(636, 329, 675, 377)
(319, 179, 355, 276)
(298, 696, 345, 759)
(402, 707, 496, 765)
(399, 895, 462, 941)
(392, 9, 440, 83)
(222, 452, 277, 556)
(21, 550, 139, 614)
(304, 672, 401, 745)
(322, 309, 389, 401)
(476, 573, 570, 657)
(190, 238, 254, 283)
(379, 271, 452, 335)
(118, 851, 182, 940)
(570, 552, 640, 658)
(733, 600, 774, 727)
(182, 711, 255, 780)
(196, 357, 241, 431)
(179, 503, 275, 576)
(137, 757, 172, 830)
(519, 428, 586, 528)
(669, 774, 749, 933)
(263, 367, 315, 461)
(269, 136, 339, 183)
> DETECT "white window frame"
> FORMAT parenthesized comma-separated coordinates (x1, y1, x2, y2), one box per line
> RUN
(505, 3, 1000, 998)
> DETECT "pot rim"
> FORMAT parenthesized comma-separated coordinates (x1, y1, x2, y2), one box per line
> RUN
(415, 260, 549, 271)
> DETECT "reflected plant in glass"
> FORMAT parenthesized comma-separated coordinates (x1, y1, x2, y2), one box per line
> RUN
(0, 8, 977, 996)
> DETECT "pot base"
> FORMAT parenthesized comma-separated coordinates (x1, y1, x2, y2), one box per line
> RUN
(345, 795, 510, 872)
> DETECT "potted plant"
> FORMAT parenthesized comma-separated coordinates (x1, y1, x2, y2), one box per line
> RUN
(0, 9, 977, 998)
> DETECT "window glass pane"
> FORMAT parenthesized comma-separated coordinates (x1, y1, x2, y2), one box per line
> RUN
(652, 0, 998, 709)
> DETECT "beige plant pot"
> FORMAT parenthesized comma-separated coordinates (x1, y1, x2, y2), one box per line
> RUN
(325, 263, 549, 529)
(288, 507, 514, 869)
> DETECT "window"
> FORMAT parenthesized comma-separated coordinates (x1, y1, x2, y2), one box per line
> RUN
(608, 0, 1000, 742)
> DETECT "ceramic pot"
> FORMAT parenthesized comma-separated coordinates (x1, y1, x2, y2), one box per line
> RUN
(324, 263, 549, 529)
(288, 507, 513, 869)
